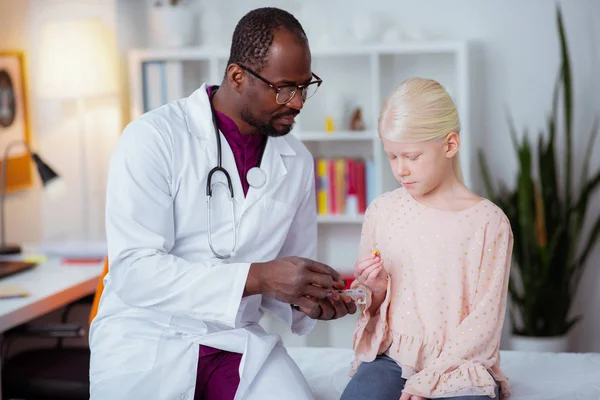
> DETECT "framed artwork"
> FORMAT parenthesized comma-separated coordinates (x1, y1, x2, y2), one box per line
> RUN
(0, 50, 32, 193)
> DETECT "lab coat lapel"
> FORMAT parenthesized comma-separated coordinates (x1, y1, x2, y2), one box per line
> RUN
(185, 83, 216, 166)
(241, 136, 295, 215)
(184, 84, 244, 206)
(219, 132, 245, 206)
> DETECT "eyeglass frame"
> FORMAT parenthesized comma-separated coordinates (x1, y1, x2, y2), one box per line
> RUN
(237, 64, 323, 105)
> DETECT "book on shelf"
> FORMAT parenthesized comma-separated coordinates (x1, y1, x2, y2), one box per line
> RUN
(314, 158, 375, 217)
(142, 61, 184, 113)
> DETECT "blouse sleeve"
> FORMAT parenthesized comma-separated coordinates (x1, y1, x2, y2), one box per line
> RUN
(350, 202, 393, 373)
(403, 216, 514, 399)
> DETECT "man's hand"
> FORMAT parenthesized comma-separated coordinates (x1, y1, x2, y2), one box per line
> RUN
(245, 257, 346, 310)
(298, 292, 357, 320)
(400, 393, 427, 400)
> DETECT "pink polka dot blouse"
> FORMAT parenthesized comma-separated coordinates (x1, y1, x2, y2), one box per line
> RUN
(350, 187, 514, 399)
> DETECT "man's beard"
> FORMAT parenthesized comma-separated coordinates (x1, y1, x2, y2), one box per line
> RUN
(241, 107, 297, 138)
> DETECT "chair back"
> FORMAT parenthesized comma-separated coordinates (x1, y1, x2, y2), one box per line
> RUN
(89, 257, 109, 325)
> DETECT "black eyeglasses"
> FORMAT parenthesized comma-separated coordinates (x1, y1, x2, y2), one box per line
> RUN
(238, 64, 323, 105)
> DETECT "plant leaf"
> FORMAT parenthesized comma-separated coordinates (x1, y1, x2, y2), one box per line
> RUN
(548, 69, 561, 144)
(573, 169, 600, 216)
(580, 116, 599, 186)
(565, 315, 582, 333)
(557, 5, 573, 220)
(506, 111, 520, 153)
(534, 182, 547, 248)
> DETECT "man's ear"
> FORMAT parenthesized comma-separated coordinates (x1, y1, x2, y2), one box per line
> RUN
(445, 132, 460, 158)
(226, 64, 245, 94)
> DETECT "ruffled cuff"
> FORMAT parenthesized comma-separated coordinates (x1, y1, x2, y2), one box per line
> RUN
(403, 358, 498, 398)
(350, 275, 392, 372)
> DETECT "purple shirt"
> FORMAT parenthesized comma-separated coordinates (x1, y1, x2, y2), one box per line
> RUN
(207, 85, 266, 197)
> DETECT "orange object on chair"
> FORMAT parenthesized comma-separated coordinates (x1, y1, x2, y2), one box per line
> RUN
(89, 257, 109, 325)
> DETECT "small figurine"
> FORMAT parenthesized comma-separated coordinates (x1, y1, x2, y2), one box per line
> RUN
(349, 107, 366, 131)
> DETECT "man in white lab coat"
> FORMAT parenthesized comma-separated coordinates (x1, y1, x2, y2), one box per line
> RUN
(89, 7, 356, 400)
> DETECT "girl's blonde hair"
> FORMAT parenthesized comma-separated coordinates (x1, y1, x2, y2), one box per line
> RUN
(378, 77, 463, 183)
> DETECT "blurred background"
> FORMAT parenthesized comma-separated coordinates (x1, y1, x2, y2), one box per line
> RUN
(0, 0, 599, 390)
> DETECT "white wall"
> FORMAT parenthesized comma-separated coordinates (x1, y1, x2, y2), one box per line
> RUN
(183, 0, 600, 351)
(1, 0, 122, 248)
(29, 0, 122, 243)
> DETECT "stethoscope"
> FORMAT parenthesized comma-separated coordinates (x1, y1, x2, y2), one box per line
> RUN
(206, 88, 267, 259)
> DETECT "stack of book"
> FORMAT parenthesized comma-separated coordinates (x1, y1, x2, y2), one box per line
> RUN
(314, 158, 375, 216)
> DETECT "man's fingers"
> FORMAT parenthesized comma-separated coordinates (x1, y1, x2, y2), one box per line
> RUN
(332, 279, 346, 290)
(299, 304, 322, 319)
(340, 295, 357, 314)
(303, 283, 331, 300)
(305, 270, 336, 290)
(294, 295, 320, 310)
(329, 296, 349, 318)
(319, 300, 335, 320)
(305, 259, 341, 282)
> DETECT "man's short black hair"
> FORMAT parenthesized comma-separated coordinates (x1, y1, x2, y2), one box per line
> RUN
(227, 7, 308, 73)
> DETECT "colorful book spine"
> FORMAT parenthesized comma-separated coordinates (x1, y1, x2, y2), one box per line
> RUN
(314, 158, 371, 216)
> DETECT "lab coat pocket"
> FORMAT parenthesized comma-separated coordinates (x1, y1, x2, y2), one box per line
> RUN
(89, 318, 161, 386)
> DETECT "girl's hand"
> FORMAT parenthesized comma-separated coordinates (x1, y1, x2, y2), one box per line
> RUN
(400, 394, 427, 400)
(353, 253, 386, 294)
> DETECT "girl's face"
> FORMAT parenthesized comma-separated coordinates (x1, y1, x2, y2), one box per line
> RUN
(382, 132, 459, 197)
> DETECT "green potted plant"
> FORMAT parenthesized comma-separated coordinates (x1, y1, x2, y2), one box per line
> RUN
(479, 5, 600, 352)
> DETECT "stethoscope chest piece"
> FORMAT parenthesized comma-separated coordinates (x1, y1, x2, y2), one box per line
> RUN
(247, 167, 266, 189)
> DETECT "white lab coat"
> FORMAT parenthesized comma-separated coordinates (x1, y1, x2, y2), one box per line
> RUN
(89, 83, 318, 400)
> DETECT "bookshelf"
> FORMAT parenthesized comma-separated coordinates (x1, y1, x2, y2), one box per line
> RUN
(128, 41, 471, 348)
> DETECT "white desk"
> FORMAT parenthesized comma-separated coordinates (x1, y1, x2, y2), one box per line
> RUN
(0, 258, 103, 399)
(0, 258, 103, 332)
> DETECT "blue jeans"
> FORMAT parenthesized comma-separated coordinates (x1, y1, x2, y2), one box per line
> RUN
(341, 354, 499, 400)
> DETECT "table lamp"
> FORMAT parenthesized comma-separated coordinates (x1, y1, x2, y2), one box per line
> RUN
(0, 140, 61, 255)
(37, 18, 118, 239)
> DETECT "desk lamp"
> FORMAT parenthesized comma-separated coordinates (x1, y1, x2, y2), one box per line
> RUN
(0, 139, 60, 254)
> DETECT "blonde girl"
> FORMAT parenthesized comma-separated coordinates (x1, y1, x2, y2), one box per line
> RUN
(341, 78, 514, 400)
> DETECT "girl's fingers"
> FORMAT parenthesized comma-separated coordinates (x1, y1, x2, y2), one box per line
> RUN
(356, 258, 377, 274)
(358, 261, 381, 278)
(365, 264, 383, 282)
(358, 262, 383, 282)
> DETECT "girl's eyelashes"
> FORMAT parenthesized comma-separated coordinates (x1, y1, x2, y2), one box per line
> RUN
(385, 152, 421, 160)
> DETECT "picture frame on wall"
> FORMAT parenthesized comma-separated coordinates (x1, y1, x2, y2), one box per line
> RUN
(0, 50, 32, 193)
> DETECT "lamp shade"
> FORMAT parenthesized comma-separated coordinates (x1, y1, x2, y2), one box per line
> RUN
(31, 153, 60, 186)
(37, 19, 119, 99)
